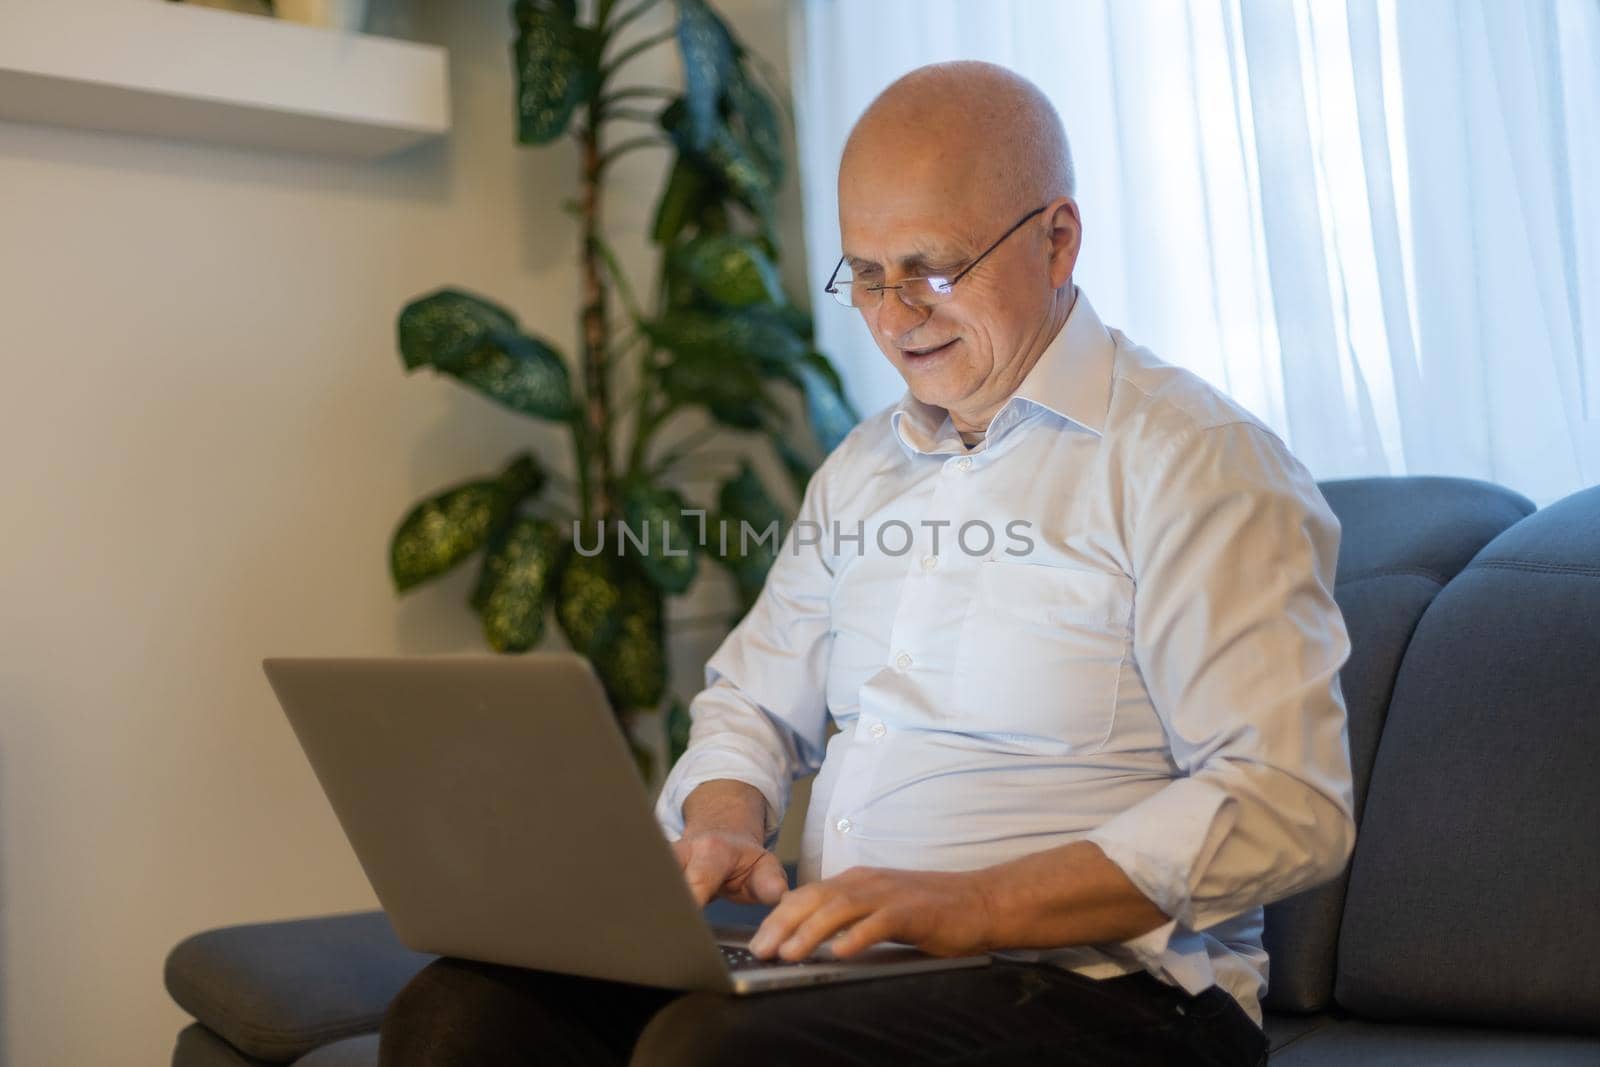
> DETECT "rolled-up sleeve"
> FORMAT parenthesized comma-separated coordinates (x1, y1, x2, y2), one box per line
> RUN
(653, 458, 838, 847)
(1084, 419, 1357, 940)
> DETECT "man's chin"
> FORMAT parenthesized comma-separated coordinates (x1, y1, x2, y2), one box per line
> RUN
(904, 382, 961, 413)
(895, 364, 959, 402)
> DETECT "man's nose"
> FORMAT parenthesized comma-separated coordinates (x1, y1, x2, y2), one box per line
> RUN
(874, 288, 932, 345)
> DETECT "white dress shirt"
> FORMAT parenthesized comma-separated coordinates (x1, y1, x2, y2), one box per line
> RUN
(655, 287, 1358, 1028)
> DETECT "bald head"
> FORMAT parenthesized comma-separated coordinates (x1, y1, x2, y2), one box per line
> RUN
(834, 62, 1084, 436)
(840, 61, 1075, 222)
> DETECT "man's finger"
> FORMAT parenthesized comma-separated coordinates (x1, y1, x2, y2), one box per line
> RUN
(749, 885, 823, 956)
(749, 851, 789, 904)
(682, 852, 729, 907)
(777, 895, 871, 961)
(831, 910, 895, 958)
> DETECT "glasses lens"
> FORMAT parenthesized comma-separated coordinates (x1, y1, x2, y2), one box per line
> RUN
(901, 277, 954, 306)
(827, 275, 955, 309)
(832, 282, 868, 308)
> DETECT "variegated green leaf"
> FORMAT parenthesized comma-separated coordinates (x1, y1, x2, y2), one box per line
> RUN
(725, 62, 783, 188)
(702, 124, 774, 224)
(473, 517, 565, 652)
(659, 96, 776, 236)
(513, 0, 595, 144)
(794, 352, 858, 453)
(556, 552, 666, 710)
(673, 0, 735, 152)
(556, 550, 623, 654)
(645, 308, 802, 430)
(450, 332, 574, 420)
(666, 695, 692, 765)
(621, 483, 699, 594)
(673, 234, 783, 307)
(652, 154, 709, 246)
(590, 571, 666, 709)
(397, 288, 519, 371)
(494, 452, 548, 502)
(657, 350, 771, 430)
(645, 306, 806, 367)
(709, 463, 785, 610)
(773, 301, 813, 342)
(399, 290, 574, 419)
(718, 461, 785, 535)
(390, 480, 505, 591)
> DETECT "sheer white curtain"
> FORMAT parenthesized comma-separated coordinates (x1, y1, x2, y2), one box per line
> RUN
(790, 0, 1600, 505)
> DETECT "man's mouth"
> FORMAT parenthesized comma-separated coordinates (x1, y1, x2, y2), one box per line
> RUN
(902, 339, 958, 360)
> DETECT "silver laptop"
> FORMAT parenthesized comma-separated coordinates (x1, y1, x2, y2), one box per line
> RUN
(263, 653, 991, 993)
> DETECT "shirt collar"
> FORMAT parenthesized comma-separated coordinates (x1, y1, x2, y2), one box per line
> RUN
(889, 285, 1116, 457)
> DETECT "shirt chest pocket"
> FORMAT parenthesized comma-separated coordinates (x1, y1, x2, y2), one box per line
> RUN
(953, 561, 1134, 751)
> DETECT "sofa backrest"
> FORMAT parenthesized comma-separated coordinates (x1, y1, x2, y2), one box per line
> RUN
(1261, 477, 1534, 1013)
(1335, 484, 1600, 1032)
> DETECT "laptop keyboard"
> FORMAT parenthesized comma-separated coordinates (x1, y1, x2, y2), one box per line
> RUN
(720, 944, 815, 970)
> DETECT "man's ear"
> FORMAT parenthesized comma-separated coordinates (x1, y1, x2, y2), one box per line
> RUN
(1045, 197, 1082, 289)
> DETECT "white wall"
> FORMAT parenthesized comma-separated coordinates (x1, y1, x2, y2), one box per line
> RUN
(0, 1, 802, 1063)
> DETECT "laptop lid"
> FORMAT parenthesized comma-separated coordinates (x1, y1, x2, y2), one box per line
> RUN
(263, 654, 733, 992)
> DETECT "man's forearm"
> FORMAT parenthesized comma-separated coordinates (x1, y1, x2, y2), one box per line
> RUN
(976, 840, 1172, 949)
(681, 778, 769, 841)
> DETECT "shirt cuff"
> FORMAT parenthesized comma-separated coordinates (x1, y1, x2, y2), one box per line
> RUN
(1082, 775, 1237, 931)
(653, 737, 787, 845)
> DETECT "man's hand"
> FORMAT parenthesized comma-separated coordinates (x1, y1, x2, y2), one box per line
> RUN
(671, 828, 789, 907)
(674, 779, 789, 907)
(747, 842, 1171, 963)
(747, 866, 997, 961)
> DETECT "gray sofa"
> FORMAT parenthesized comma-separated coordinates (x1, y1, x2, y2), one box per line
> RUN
(165, 475, 1600, 1065)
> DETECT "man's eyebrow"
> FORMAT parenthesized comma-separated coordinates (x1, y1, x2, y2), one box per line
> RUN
(844, 249, 961, 271)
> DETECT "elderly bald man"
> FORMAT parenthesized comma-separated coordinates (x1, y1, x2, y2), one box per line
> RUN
(380, 61, 1354, 1067)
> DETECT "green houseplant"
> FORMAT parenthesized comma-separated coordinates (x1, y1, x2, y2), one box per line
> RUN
(389, 0, 856, 774)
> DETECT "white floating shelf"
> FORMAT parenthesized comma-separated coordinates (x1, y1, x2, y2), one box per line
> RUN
(0, 0, 450, 160)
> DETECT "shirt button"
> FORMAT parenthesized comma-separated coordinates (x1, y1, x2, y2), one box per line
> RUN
(835, 817, 853, 834)
(869, 722, 887, 740)
(895, 651, 913, 670)
(920, 554, 938, 571)
(956, 457, 973, 472)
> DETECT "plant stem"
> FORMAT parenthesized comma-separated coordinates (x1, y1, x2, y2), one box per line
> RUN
(647, 423, 724, 477)
(606, 0, 662, 38)
(597, 135, 670, 172)
(570, 417, 592, 527)
(602, 27, 676, 78)
(602, 106, 668, 125)
(578, 98, 614, 523)
(626, 394, 660, 478)
(591, 232, 644, 323)
(599, 86, 677, 107)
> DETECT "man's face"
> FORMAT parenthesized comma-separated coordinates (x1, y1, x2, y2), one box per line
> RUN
(839, 151, 1077, 429)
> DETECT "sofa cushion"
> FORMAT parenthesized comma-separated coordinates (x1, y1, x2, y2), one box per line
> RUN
(1262, 1011, 1336, 1056)
(1316, 477, 1536, 585)
(295, 1034, 379, 1067)
(166, 911, 434, 1063)
(1268, 1019, 1600, 1065)
(1261, 478, 1533, 1013)
(1335, 485, 1600, 1031)
(173, 1024, 274, 1067)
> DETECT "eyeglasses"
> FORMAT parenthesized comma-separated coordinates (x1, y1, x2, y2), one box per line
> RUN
(823, 205, 1049, 309)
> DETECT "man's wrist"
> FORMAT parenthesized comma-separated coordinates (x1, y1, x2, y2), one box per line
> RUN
(681, 778, 771, 842)
(968, 865, 1014, 950)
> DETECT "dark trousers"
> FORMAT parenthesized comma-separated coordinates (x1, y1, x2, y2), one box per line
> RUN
(379, 956, 1270, 1066)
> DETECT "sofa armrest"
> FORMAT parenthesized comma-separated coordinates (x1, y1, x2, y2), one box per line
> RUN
(165, 911, 434, 1063)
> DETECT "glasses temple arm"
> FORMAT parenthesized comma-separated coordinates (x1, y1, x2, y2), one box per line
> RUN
(950, 204, 1050, 285)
